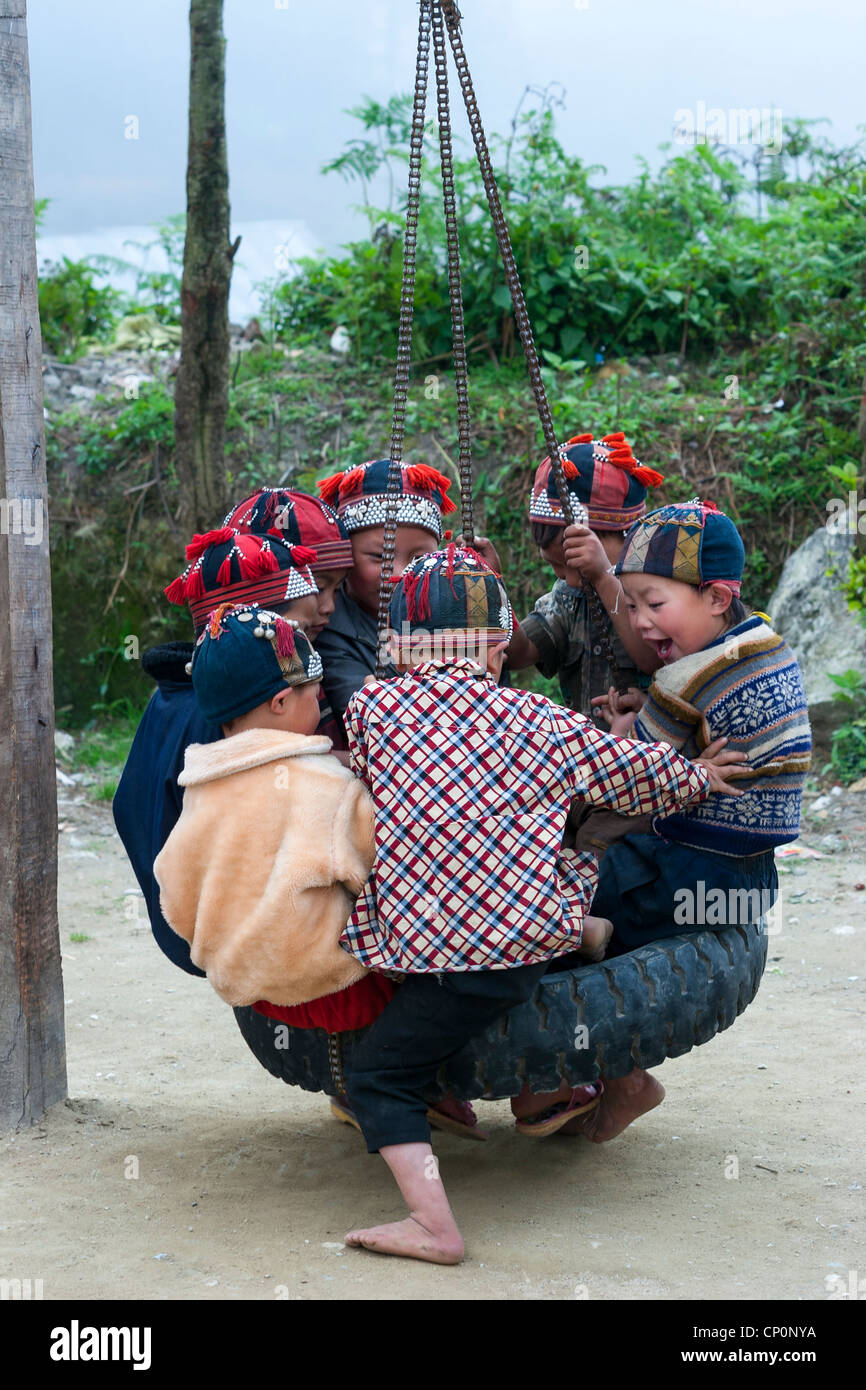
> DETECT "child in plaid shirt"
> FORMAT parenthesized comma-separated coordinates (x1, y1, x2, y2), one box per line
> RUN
(340, 546, 746, 1265)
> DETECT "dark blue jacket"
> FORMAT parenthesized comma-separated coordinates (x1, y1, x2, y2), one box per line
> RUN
(113, 642, 222, 975)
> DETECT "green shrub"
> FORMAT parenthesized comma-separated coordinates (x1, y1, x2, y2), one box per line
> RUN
(826, 670, 866, 784)
(38, 257, 120, 358)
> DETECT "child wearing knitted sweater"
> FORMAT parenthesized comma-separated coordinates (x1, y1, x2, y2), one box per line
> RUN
(591, 500, 812, 952)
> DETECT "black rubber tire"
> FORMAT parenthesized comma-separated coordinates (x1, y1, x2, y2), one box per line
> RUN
(233, 921, 768, 1101)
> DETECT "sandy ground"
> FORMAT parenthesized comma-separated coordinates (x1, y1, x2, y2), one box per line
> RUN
(2, 785, 864, 1302)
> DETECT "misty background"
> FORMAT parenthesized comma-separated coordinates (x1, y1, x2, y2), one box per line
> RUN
(29, 0, 866, 321)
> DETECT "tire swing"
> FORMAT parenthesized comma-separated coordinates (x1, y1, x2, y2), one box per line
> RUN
(233, 0, 768, 1100)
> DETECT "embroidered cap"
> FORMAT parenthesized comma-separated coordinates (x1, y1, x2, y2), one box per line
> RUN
(387, 544, 515, 663)
(222, 488, 354, 571)
(615, 499, 745, 594)
(190, 602, 324, 725)
(529, 431, 664, 532)
(317, 458, 456, 539)
(164, 527, 319, 631)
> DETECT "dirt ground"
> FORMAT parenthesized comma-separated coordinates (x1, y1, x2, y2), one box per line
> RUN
(2, 784, 864, 1302)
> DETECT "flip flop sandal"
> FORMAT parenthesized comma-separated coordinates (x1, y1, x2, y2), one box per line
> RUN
(331, 1095, 488, 1142)
(330, 1096, 362, 1132)
(514, 1082, 603, 1138)
(427, 1098, 488, 1142)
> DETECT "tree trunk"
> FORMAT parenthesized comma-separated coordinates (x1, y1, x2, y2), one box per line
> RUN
(174, 0, 238, 534)
(0, 1, 67, 1129)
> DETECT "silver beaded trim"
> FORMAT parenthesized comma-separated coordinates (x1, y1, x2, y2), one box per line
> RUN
(339, 494, 443, 538)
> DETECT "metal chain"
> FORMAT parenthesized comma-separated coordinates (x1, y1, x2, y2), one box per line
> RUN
(431, 0, 474, 545)
(376, 0, 433, 673)
(327, 1032, 346, 1097)
(440, 0, 627, 688)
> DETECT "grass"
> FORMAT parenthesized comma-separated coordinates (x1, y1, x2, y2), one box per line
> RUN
(74, 707, 145, 788)
(69, 932, 92, 943)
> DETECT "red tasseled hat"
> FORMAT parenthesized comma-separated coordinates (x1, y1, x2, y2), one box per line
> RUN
(316, 458, 456, 539)
(529, 431, 665, 532)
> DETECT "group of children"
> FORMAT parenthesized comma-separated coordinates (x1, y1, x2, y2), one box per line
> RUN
(114, 431, 812, 1266)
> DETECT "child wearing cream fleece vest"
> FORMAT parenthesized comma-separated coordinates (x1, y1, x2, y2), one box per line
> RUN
(154, 603, 374, 1008)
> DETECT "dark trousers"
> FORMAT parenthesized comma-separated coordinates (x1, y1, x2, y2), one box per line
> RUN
(345, 962, 548, 1153)
(590, 832, 778, 955)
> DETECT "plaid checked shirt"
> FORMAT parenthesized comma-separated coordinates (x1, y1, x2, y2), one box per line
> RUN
(340, 659, 710, 973)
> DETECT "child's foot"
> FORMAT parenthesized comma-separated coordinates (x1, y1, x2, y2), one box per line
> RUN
(576, 915, 613, 962)
(345, 1214, 464, 1265)
(560, 1068, 665, 1140)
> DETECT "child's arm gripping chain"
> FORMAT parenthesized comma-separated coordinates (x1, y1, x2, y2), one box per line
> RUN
(562, 524, 660, 674)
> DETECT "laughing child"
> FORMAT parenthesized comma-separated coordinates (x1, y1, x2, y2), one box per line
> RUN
(591, 500, 812, 953)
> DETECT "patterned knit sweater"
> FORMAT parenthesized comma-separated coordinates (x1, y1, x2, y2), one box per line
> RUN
(634, 616, 811, 857)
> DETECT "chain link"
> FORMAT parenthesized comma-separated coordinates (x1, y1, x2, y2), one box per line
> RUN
(377, 0, 626, 688)
(440, 0, 626, 687)
(376, 0, 433, 672)
(432, 1, 474, 546)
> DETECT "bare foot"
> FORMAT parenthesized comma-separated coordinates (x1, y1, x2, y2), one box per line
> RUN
(559, 1068, 665, 1141)
(576, 915, 613, 963)
(345, 1214, 464, 1264)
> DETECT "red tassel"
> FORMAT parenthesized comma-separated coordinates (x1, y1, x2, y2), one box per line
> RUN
(274, 616, 296, 660)
(261, 491, 280, 523)
(316, 471, 345, 506)
(236, 538, 260, 581)
(405, 464, 457, 513)
(267, 525, 285, 539)
(258, 541, 279, 574)
(566, 432, 593, 445)
(164, 572, 188, 605)
(415, 570, 432, 620)
(633, 464, 666, 487)
(289, 545, 318, 568)
(701, 499, 720, 513)
(185, 527, 235, 564)
(462, 544, 499, 576)
(562, 458, 580, 480)
(444, 542, 459, 598)
(602, 431, 626, 446)
(402, 572, 420, 620)
(186, 563, 206, 600)
(216, 551, 234, 586)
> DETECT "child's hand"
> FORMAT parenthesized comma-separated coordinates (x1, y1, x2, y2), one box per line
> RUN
(563, 524, 612, 585)
(692, 737, 749, 796)
(591, 685, 645, 732)
(461, 533, 502, 574)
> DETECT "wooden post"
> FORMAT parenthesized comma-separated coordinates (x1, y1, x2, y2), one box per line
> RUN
(0, 2, 67, 1128)
(174, 0, 239, 534)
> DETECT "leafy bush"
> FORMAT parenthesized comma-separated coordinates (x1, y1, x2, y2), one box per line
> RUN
(826, 670, 866, 784)
(38, 257, 121, 358)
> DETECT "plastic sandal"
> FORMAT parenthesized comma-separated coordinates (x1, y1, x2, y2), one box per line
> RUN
(514, 1082, 603, 1138)
(331, 1094, 488, 1141)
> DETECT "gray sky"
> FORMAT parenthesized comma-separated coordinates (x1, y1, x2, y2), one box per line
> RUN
(28, 0, 866, 313)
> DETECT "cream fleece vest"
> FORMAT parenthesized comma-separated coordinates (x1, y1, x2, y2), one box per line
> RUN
(154, 728, 372, 1006)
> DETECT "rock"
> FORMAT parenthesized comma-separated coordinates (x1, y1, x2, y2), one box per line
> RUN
(111, 313, 181, 352)
(767, 526, 866, 749)
(817, 833, 847, 854)
(849, 776, 866, 793)
(69, 383, 96, 401)
(54, 730, 75, 755)
(42, 371, 62, 392)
